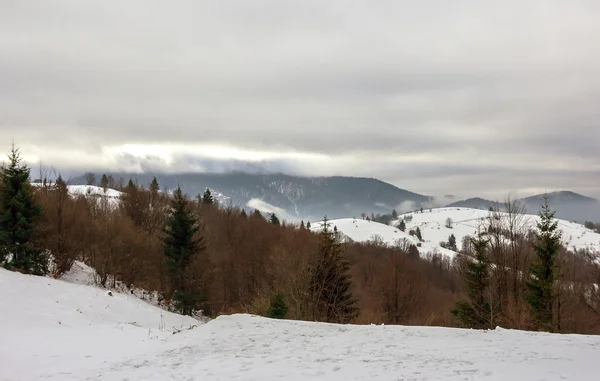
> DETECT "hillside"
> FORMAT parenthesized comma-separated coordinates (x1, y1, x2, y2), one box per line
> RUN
(312, 208, 600, 257)
(71, 172, 432, 221)
(0, 264, 198, 380)
(309, 218, 456, 257)
(2, 269, 599, 380)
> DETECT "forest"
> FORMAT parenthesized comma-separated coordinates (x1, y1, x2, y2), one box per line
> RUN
(1, 146, 599, 334)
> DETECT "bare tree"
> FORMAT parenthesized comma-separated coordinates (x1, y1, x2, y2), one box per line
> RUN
(84, 172, 96, 186)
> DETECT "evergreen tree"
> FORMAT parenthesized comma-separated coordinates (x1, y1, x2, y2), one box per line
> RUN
(268, 293, 288, 319)
(451, 231, 498, 329)
(0, 145, 45, 274)
(269, 213, 280, 226)
(163, 186, 207, 315)
(150, 177, 160, 194)
(398, 220, 406, 232)
(254, 209, 262, 217)
(391, 209, 398, 219)
(240, 209, 247, 218)
(415, 227, 423, 241)
(448, 234, 457, 251)
(100, 174, 109, 190)
(300, 220, 305, 229)
(308, 216, 358, 323)
(202, 188, 214, 204)
(306, 221, 311, 229)
(526, 194, 561, 332)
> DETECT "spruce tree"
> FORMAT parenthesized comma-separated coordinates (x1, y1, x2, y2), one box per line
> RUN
(150, 177, 159, 194)
(269, 213, 280, 225)
(202, 188, 214, 204)
(415, 227, 423, 241)
(526, 194, 561, 332)
(0, 145, 45, 274)
(448, 234, 457, 251)
(306, 221, 311, 229)
(308, 216, 358, 323)
(451, 231, 497, 329)
(163, 186, 207, 315)
(398, 220, 406, 232)
(268, 293, 288, 319)
(100, 174, 109, 190)
(300, 220, 305, 229)
(391, 209, 398, 219)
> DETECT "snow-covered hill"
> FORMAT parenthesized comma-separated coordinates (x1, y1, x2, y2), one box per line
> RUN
(2, 267, 600, 380)
(310, 218, 456, 257)
(0, 266, 198, 380)
(311, 208, 600, 257)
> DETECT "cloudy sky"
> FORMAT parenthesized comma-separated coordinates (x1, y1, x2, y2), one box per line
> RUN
(1, 1, 600, 199)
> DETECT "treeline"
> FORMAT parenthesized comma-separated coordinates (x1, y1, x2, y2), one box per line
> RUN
(1, 145, 599, 334)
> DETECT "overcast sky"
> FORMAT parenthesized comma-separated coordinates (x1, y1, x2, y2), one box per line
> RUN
(1, 1, 600, 199)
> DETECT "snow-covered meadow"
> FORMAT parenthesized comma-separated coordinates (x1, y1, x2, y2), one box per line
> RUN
(311, 207, 600, 257)
(2, 266, 600, 380)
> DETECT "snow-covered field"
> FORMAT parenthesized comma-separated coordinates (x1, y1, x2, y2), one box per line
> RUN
(311, 207, 600, 257)
(0, 267, 198, 381)
(2, 267, 600, 380)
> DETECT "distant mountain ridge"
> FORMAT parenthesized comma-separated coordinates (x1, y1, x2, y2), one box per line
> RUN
(447, 191, 600, 223)
(71, 172, 433, 221)
(71, 172, 600, 223)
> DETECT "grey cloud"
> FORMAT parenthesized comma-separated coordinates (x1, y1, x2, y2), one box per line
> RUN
(1, 1, 600, 198)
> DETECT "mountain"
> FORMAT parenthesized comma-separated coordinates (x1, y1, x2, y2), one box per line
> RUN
(447, 191, 600, 223)
(71, 172, 433, 221)
(446, 197, 500, 210)
(519, 191, 600, 223)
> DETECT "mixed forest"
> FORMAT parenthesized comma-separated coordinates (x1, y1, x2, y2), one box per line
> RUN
(1, 145, 600, 334)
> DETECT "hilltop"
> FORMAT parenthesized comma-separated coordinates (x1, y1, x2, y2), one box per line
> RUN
(311, 207, 600, 257)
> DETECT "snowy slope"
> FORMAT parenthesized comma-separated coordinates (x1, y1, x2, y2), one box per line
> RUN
(310, 218, 456, 257)
(311, 208, 600, 257)
(2, 269, 600, 380)
(0, 268, 198, 380)
(397, 207, 600, 254)
(13, 313, 600, 380)
(65, 184, 122, 199)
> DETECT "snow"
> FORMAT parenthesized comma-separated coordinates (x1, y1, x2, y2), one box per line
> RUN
(311, 208, 600, 258)
(64, 185, 122, 199)
(0, 267, 198, 381)
(2, 268, 600, 380)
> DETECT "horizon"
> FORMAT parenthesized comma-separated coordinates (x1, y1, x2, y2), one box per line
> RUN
(35, 167, 598, 202)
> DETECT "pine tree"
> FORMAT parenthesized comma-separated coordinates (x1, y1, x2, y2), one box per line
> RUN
(415, 227, 423, 241)
(163, 186, 207, 315)
(0, 144, 45, 274)
(448, 234, 457, 251)
(306, 221, 311, 229)
(300, 220, 305, 229)
(451, 231, 497, 329)
(269, 213, 280, 226)
(526, 194, 561, 332)
(268, 293, 288, 319)
(391, 209, 398, 219)
(308, 216, 358, 323)
(254, 209, 262, 217)
(202, 188, 214, 204)
(100, 174, 109, 190)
